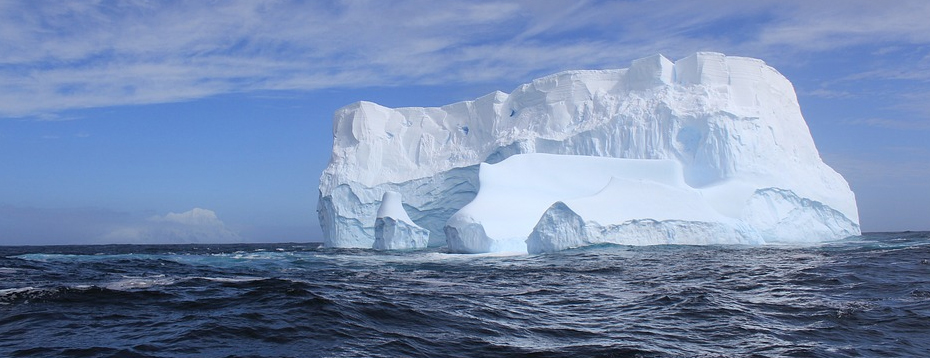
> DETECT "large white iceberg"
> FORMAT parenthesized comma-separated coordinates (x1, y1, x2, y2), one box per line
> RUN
(317, 52, 859, 251)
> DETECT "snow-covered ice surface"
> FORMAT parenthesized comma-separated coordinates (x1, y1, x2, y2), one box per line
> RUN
(372, 192, 429, 250)
(318, 52, 859, 251)
(445, 154, 750, 253)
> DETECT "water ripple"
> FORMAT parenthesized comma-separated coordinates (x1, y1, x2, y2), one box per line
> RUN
(1, 234, 928, 357)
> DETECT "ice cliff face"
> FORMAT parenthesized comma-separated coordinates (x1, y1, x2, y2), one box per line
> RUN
(372, 191, 429, 250)
(318, 52, 859, 250)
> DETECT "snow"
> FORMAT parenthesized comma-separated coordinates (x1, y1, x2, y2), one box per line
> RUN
(376, 191, 416, 224)
(318, 52, 860, 251)
(445, 154, 696, 253)
(372, 191, 429, 250)
(447, 153, 757, 254)
(452, 153, 858, 254)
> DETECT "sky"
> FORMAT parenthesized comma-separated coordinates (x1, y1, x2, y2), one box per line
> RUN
(1, 0, 929, 245)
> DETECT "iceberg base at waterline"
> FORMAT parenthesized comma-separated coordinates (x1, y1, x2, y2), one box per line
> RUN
(371, 192, 429, 250)
(444, 153, 859, 254)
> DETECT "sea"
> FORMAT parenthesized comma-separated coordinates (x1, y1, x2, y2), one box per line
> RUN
(1, 232, 928, 358)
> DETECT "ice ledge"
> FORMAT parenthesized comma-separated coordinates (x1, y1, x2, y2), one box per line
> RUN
(373, 217, 429, 250)
(443, 153, 859, 254)
(524, 186, 861, 254)
(372, 192, 430, 250)
(527, 201, 757, 254)
(743, 188, 860, 243)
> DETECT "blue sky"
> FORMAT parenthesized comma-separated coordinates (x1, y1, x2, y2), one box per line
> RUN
(1, 0, 929, 245)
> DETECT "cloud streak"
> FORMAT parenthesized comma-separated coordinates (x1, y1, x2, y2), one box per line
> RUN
(0, 206, 240, 245)
(3, 0, 930, 117)
(847, 118, 930, 131)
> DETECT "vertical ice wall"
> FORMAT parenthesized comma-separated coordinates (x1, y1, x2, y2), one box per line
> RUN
(372, 191, 429, 250)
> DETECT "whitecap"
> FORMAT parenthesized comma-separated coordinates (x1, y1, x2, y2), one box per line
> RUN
(0, 286, 38, 296)
(0, 286, 54, 304)
(191, 276, 264, 283)
(105, 276, 176, 291)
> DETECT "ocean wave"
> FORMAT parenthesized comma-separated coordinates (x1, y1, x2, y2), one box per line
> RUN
(12, 253, 167, 262)
(0, 286, 41, 304)
(0, 285, 120, 305)
(1, 234, 928, 357)
(105, 275, 177, 291)
(189, 276, 265, 283)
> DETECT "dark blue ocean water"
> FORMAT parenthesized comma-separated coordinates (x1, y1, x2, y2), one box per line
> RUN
(1, 232, 928, 357)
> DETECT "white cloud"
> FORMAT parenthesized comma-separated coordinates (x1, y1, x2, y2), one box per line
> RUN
(101, 208, 241, 244)
(3, 0, 930, 117)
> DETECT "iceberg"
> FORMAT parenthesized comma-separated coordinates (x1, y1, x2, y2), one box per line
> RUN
(372, 191, 429, 250)
(318, 52, 859, 252)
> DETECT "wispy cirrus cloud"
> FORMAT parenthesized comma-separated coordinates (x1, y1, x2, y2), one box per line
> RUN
(842, 90, 930, 130)
(753, 1, 930, 51)
(801, 88, 856, 99)
(822, 151, 930, 188)
(3, 0, 930, 118)
(846, 118, 930, 131)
